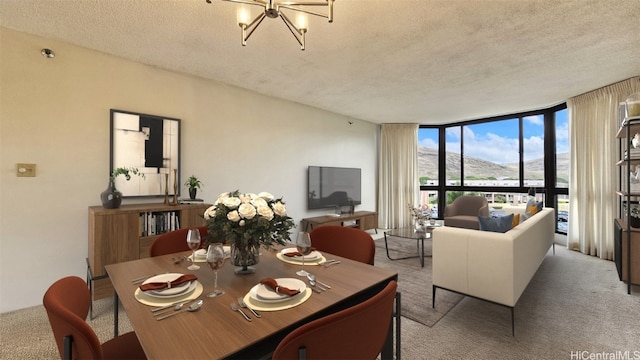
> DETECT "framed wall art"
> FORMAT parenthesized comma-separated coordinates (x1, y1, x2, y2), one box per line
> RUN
(110, 109, 181, 197)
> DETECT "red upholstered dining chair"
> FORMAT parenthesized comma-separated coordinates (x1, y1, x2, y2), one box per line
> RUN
(309, 225, 376, 265)
(149, 226, 207, 257)
(43, 276, 146, 360)
(272, 280, 397, 360)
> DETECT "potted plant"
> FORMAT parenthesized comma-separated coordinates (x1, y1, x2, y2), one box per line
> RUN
(184, 175, 203, 200)
(101, 167, 145, 209)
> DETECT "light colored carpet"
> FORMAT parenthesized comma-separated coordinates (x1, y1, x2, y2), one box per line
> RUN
(374, 236, 464, 327)
(2, 240, 639, 359)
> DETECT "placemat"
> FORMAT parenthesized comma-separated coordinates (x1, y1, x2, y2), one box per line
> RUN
(276, 253, 327, 266)
(134, 282, 203, 306)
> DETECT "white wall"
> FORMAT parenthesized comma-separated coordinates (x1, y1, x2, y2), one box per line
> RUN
(0, 28, 378, 313)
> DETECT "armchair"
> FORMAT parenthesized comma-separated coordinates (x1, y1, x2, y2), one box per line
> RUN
(444, 195, 489, 229)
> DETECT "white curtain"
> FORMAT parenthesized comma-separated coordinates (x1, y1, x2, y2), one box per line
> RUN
(378, 123, 419, 229)
(567, 77, 640, 259)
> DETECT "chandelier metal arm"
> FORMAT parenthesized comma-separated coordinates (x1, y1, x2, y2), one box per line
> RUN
(241, 12, 267, 45)
(278, 4, 332, 22)
(279, 12, 306, 49)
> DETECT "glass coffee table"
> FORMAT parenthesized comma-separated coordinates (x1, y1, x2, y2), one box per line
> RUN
(383, 223, 442, 267)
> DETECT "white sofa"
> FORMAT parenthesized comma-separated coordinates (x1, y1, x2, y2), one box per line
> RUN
(431, 207, 555, 334)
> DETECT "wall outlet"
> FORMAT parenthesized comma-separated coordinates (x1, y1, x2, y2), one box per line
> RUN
(16, 163, 36, 177)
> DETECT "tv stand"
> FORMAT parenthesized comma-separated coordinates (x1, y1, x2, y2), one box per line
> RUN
(301, 211, 378, 233)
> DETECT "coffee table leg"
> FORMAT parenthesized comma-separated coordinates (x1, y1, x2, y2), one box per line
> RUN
(420, 237, 425, 267)
(384, 232, 394, 260)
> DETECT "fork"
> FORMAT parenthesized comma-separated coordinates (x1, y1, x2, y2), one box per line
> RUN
(237, 297, 261, 318)
(230, 303, 252, 322)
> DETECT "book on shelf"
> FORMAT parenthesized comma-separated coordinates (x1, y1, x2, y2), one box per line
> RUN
(140, 211, 180, 236)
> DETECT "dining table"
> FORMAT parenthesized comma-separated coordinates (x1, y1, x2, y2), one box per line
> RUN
(105, 245, 398, 359)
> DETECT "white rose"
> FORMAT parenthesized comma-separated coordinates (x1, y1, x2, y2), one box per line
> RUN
(203, 205, 216, 220)
(272, 201, 287, 217)
(257, 205, 274, 221)
(238, 203, 257, 219)
(251, 197, 268, 208)
(223, 196, 242, 209)
(239, 220, 245, 226)
(215, 192, 229, 205)
(258, 192, 275, 201)
(227, 210, 241, 222)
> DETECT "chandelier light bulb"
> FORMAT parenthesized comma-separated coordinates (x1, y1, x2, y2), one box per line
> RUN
(297, 13, 308, 30)
(237, 6, 250, 25)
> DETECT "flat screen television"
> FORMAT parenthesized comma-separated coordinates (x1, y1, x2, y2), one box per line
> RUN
(308, 166, 362, 210)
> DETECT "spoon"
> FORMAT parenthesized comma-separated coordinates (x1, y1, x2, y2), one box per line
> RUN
(306, 273, 326, 291)
(307, 273, 331, 289)
(207, 289, 224, 298)
(156, 300, 203, 320)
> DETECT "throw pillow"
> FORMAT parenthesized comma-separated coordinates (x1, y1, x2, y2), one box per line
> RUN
(511, 213, 520, 229)
(478, 213, 514, 233)
(523, 198, 542, 221)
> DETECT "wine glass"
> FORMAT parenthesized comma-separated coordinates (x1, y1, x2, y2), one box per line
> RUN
(295, 232, 312, 277)
(186, 228, 201, 270)
(206, 243, 226, 297)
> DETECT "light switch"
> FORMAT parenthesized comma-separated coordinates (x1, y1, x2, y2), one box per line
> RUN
(17, 163, 36, 177)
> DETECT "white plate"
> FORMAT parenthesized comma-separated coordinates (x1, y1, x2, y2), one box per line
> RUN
(142, 273, 192, 297)
(145, 281, 197, 299)
(249, 278, 306, 303)
(195, 246, 231, 259)
(280, 248, 321, 261)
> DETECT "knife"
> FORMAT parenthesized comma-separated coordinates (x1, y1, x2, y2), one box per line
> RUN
(150, 300, 188, 313)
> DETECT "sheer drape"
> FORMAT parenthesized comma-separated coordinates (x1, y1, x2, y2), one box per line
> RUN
(378, 123, 419, 229)
(567, 76, 640, 260)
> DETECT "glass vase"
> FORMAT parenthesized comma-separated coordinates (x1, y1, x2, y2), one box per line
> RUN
(230, 242, 260, 274)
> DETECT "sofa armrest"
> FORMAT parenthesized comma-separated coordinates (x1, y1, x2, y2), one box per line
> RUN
(432, 227, 470, 294)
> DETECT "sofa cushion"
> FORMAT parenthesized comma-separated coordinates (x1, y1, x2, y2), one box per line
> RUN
(523, 199, 542, 220)
(444, 215, 481, 230)
(478, 213, 514, 233)
(511, 213, 521, 228)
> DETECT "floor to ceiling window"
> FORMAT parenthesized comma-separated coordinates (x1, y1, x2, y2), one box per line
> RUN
(418, 104, 568, 233)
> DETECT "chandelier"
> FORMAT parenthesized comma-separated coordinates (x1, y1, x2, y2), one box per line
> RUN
(207, 0, 335, 50)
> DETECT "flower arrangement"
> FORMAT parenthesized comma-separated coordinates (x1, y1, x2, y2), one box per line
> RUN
(204, 190, 295, 250)
(408, 204, 432, 225)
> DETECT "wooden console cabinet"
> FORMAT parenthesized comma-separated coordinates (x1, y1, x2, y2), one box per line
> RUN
(300, 211, 378, 232)
(88, 202, 210, 300)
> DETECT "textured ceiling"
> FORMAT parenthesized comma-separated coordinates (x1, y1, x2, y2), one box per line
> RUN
(1, 0, 639, 124)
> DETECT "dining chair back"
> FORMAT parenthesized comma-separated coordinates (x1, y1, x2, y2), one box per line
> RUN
(149, 226, 208, 257)
(272, 280, 398, 360)
(309, 225, 375, 265)
(43, 276, 146, 360)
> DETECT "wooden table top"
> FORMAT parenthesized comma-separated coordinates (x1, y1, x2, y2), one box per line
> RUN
(105, 246, 398, 359)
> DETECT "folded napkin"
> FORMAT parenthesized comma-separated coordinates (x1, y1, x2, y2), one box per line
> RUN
(139, 274, 197, 292)
(283, 247, 316, 257)
(259, 278, 301, 297)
